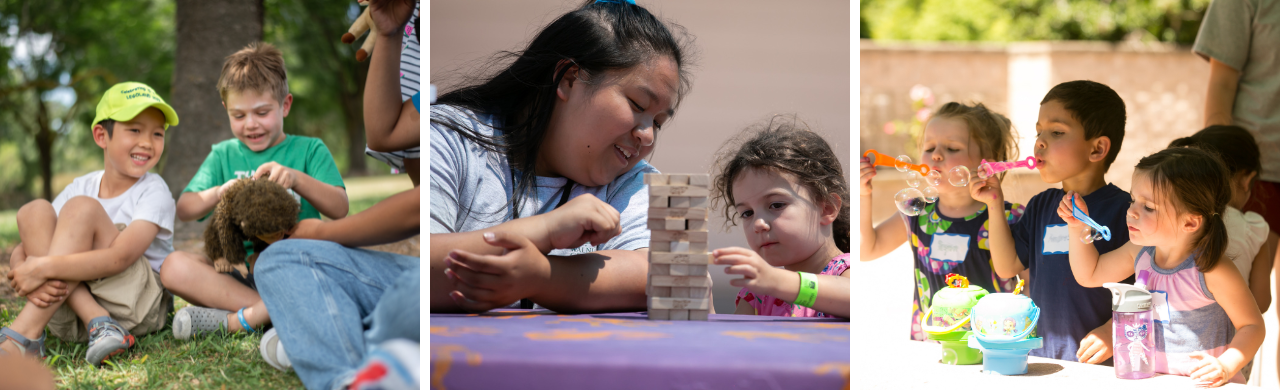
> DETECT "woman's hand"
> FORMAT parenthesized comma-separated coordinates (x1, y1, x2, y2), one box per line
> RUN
(536, 194, 621, 253)
(444, 232, 552, 312)
(1056, 191, 1087, 230)
(713, 247, 785, 296)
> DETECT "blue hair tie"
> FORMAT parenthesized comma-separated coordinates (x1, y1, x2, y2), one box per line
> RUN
(595, 0, 636, 4)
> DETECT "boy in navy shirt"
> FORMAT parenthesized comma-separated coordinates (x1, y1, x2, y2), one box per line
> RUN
(973, 80, 1134, 363)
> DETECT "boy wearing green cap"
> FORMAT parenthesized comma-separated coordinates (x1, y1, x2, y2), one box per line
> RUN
(1, 82, 178, 366)
(160, 42, 348, 340)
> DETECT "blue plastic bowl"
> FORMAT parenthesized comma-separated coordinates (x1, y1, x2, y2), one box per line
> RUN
(968, 337, 1044, 375)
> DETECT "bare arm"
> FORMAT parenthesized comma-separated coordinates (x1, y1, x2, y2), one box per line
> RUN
(364, 30, 420, 152)
(971, 176, 1024, 278)
(176, 188, 221, 222)
(1204, 260, 1265, 381)
(289, 170, 350, 220)
(859, 198, 909, 260)
(290, 186, 418, 247)
(432, 247, 650, 314)
(35, 221, 159, 281)
(1251, 232, 1278, 313)
(1204, 58, 1240, 127)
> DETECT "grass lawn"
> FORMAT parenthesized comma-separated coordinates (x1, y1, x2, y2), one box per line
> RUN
(0, 173, 416, 389)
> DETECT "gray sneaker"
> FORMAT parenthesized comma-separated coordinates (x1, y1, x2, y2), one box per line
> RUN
(0, 327, 46, 358)
(259, 328, 291, 371)
(172, 306, 231, 340)
(86, 321, 134, 366)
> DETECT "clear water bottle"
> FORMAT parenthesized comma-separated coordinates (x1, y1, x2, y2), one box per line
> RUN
(1103, 280, 1154, 380)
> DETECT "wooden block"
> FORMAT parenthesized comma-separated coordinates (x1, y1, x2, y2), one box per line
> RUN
(650, 286, 671, 297)
(688, 286, 710, 299)
(670, 241, 689, 253)
(672, 287, 690, 298)
(689, 309, 709, 321)
(648, 297, 711, 310)
(649, 240, 670, 252)
(650, 230, 708, 242)
(688, 265, 707, 276)
(649, 207, 708, 219)
(648, 185, 710, 197)
(649, 252, 713, 264)
(688, 196, 708, 209)
(670, 195, 691, 208)
(664, 218, 686, 231)
(669, 174, 689, 185)
(686, 219, 707, 231)
(644, 174, 668, 185)
(649, 263, 670, 276)
(689, 242, 708, 253)
(648, 309, 670, 320)
(652, 275, 711, 288)
(670, 264, 689, 276)
(650, 196, 669, 208)
(689, 174, 710, 187)
(647, 218, 666, 230)
(670, 309, 689, 321)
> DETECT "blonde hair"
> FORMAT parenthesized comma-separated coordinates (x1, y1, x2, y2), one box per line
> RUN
(217, 42, 289, 103)
(929, 102, 1018, 179)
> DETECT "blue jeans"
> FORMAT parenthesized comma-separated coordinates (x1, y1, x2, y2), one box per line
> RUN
(256, 239, 420, 390)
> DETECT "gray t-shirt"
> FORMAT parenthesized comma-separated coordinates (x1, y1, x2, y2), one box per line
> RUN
(1193, 0, 1280, 182)
(429, 104, 655, 256)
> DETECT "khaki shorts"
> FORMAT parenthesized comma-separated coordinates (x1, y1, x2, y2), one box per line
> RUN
(47, 224, 171, 343)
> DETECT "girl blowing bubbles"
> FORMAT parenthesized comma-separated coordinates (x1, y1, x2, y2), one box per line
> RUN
(710, 117, 850, 318)
(861, 102, 1025, 341)
(1062, 147, 1264, 387)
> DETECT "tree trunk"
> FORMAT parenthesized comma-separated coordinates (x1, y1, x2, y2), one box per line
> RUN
(162, 0, 264, 197)
(35, 127, 54, 201)
(340, 84, 367, 176)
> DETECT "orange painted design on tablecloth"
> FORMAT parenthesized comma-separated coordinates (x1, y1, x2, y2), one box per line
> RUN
(524, 328, 669, 341)
(430, 344, 483, 390)
(545, 318, 660, 328)
(721, 331, 847, 343)
(430, 326, 500, 337)
(770, 323, 851, 330)
(814, 362, 850, 390)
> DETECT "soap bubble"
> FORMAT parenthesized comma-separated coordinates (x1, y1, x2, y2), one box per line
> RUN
(948, 166, 971, 187)
(921, 186, 939, 203)
(925, 170, 943, 187)
(905, 171, 922, 188)
(895, 188, 927, 216)
(895, 155, 913, 173)
(1080, 226, 1104, 244)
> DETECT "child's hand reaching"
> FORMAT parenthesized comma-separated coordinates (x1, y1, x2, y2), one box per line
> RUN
(1077, 323, 1113, 364)
(253, 162, 297, 190)
(967, 172, 1004, 206)
(713, 247, 785, 295)
(1188, 351, 1231, 387)
(859, 156, 875, 198)
(1056, 191, 1087, 229)
(216, 179, 240, 200)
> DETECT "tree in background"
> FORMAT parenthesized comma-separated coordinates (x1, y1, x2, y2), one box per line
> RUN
(861, 0, 1210, 44)
(0, 0, 173, 203)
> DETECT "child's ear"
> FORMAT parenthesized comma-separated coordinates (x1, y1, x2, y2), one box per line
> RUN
(555, 60, 580, 102)
(820, 192, 842, 225)
(1088, 135, 1111, 163)
(1181, 212, 1203, 233)
(281, 94, 293, 118)
(91, 124, 109, 148)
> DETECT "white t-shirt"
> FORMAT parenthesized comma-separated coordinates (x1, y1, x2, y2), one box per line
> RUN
(52, 171, 176, 273)
(1224, 206, 1270, 287)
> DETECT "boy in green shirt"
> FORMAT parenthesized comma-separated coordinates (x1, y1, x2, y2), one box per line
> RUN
(159, 42, 349, 339)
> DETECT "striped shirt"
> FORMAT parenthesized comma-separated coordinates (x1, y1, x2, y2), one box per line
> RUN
(1135, 246, 1247, 384)
(366, 1, 420, 171)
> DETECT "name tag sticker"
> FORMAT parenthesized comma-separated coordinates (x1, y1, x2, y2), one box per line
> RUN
(930, 233, 970, 262)
(1150, 290, 1170, 323)
(1042, 224, 1069, 255)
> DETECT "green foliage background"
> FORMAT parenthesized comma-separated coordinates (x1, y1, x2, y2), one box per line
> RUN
(860, 0, 1211, 43)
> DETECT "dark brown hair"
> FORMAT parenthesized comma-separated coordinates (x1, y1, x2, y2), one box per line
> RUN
(1134, 147, 1230, 272)
(928, 101, 1018, 180)
(711, 115, 849, 253)
(1041, 80, 1126, 171)
(1168, 125, 1261, 179)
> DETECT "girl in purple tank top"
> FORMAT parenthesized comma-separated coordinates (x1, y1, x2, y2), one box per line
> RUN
(1057, 147, 1264, 387)
(709, 117, 850, 318)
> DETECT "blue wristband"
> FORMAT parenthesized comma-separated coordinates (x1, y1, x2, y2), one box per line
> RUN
(238, 308, 257, 333)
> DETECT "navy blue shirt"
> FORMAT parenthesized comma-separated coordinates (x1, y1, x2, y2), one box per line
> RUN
(1012, 184, 1134, 362)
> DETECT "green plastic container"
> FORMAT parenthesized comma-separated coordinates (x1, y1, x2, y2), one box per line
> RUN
(921, 275, 988, 365)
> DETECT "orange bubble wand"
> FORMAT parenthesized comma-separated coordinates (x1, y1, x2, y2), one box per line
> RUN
(863, 149, 929, 176)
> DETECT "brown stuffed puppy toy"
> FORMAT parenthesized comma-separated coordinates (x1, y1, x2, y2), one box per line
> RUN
(204, 178, 299, 275)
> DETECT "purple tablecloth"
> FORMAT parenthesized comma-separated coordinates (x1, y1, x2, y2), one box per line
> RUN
(430, 310, 850, 390)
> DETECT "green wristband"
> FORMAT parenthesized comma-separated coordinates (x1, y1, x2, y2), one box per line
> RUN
(795, 271, 818, 308)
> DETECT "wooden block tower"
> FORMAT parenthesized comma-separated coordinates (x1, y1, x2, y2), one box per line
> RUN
(645, 173, 712, 321)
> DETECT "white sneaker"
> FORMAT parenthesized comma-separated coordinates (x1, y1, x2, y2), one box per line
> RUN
(349, 339, 420, 390)
(259, 328, 291, 371)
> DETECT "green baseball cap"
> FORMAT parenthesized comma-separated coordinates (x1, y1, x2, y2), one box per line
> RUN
(92, 82, 179, 129)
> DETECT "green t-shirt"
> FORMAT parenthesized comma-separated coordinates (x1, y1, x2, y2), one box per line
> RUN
(184, 135, 345, 221)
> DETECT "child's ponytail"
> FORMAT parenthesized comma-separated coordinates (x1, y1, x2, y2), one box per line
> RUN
(1134, 147, 1232, 272)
